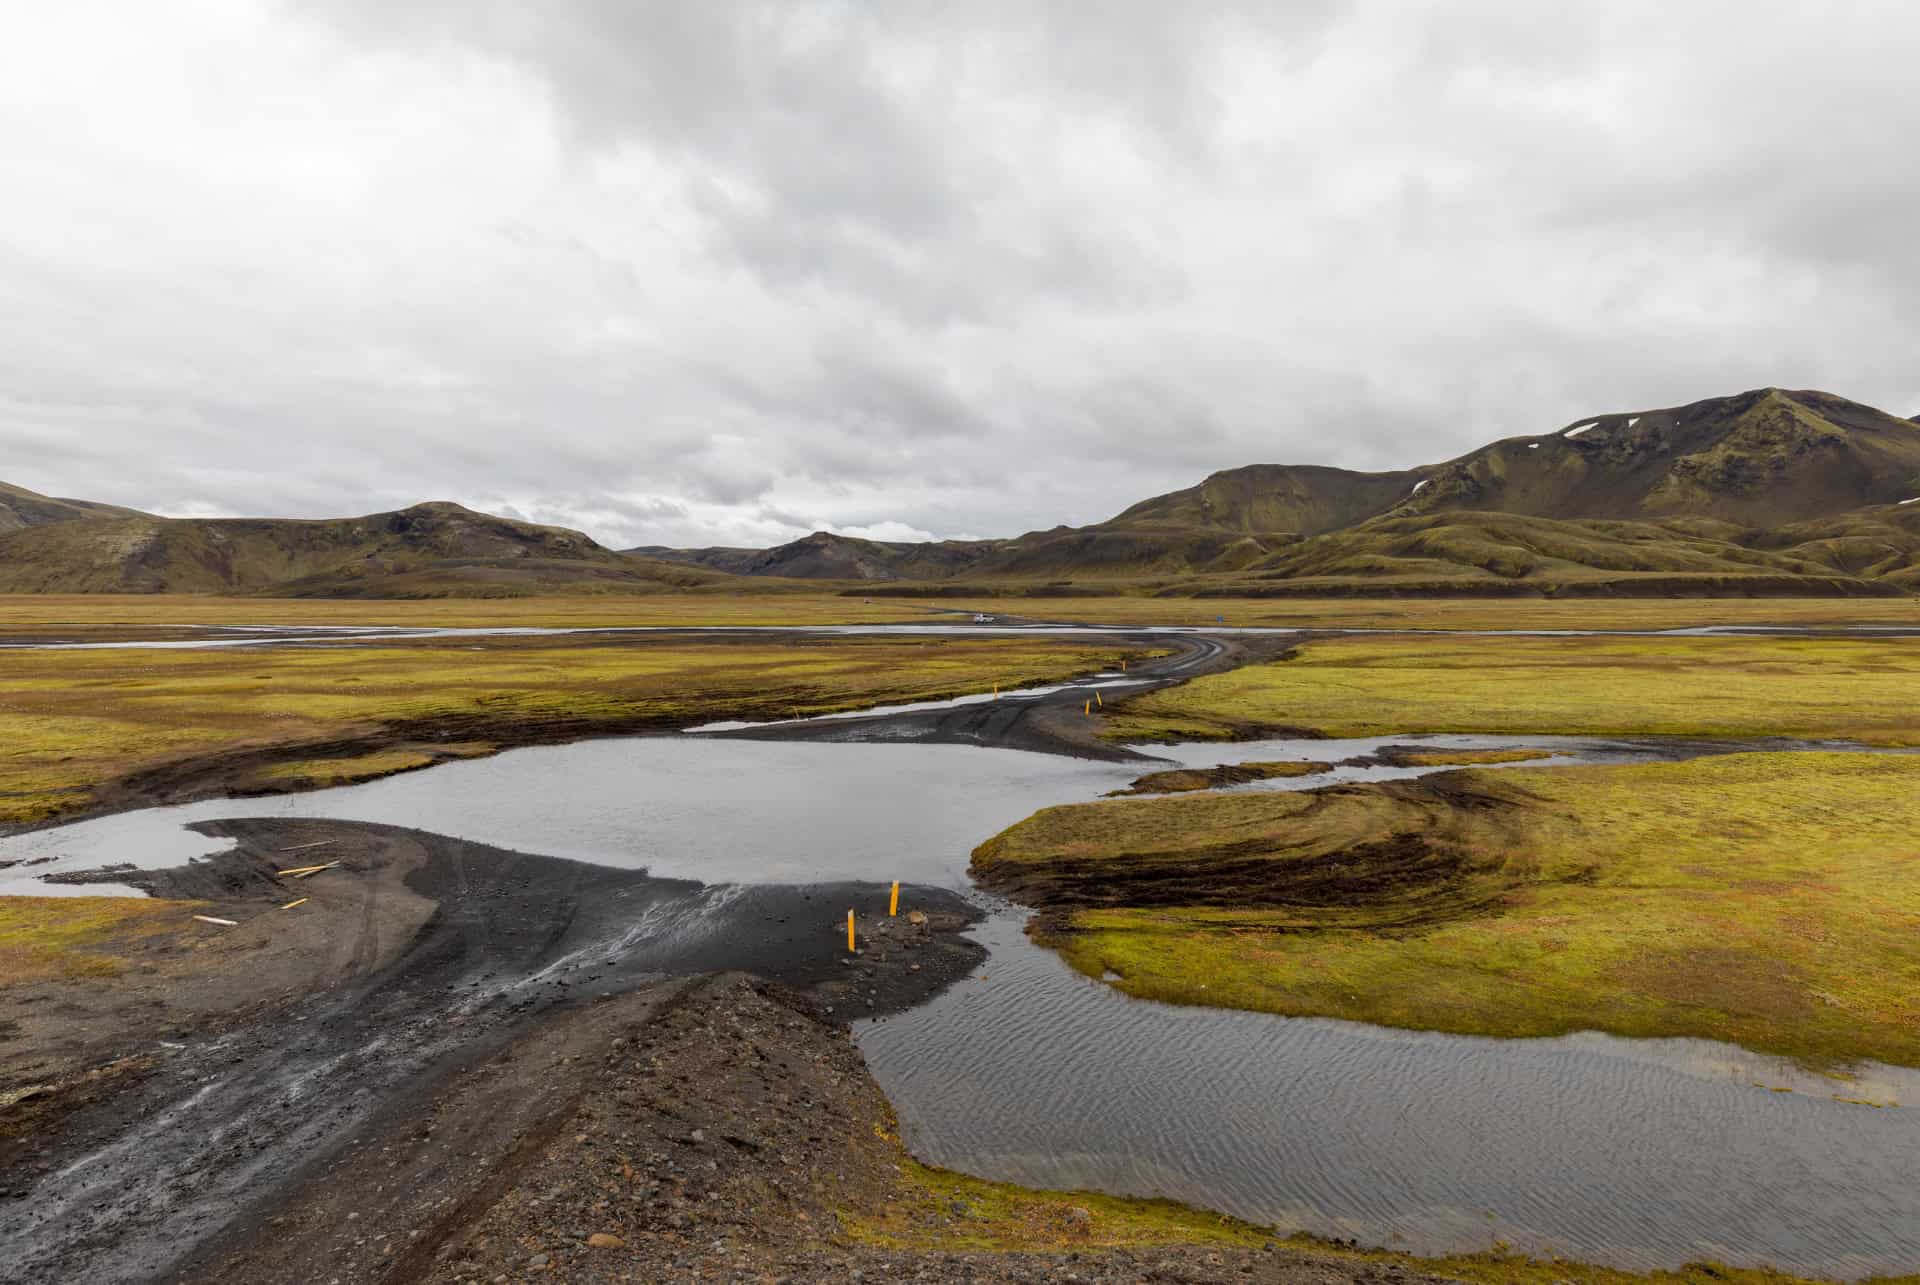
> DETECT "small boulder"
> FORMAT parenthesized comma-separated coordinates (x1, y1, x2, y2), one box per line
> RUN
(587, 1233, 625, 1249)
(906, 910, 928, 926)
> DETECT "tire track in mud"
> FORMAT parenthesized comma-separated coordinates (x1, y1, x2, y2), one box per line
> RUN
(1, 820, 986, 1284)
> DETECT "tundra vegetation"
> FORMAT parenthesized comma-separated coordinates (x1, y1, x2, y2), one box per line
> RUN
(0, 632, 1142, 826)
(975, 752, 1920, 1069)
(0, 592, 1917, 642)
(0, 896, 193, 983)
(1104, 634, 1920, 746)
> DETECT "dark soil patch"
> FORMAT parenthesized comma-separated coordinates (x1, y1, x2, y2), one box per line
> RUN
(3, 818, 984, 1283)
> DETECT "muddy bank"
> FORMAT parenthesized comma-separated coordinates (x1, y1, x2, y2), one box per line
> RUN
(175, 972, 1449, 1284)
(1109, 760, 1334, 795)
(973, 774, 1535, 918)
(714, 631, 1291, 762)
(1, 818, 984, 1284)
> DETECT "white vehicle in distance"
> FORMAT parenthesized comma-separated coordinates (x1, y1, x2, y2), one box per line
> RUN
(972, 613, 996, 624)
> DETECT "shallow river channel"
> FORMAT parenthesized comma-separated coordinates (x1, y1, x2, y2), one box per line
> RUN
(7, 729, 1919, 1277)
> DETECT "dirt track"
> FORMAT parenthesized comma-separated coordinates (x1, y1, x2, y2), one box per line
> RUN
(712, 630, 1278, 760)
(0, 819, 984, 1284)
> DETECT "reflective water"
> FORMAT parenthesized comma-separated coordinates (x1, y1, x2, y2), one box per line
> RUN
(6, 729, 1918, 1275)
(0, 738, 1139, 895)
(0, 733, 1670, 897)
(859, 914, 1920, 1278)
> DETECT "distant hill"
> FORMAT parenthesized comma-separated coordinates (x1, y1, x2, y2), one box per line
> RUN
(0, 480, 148, 532)
(1107, 463, 1427, 536)
(6, 387, 1918, 598)
(642, 388, 1920, 596)
(630, 532, 1000, 581)
(0, 501, 728, 597)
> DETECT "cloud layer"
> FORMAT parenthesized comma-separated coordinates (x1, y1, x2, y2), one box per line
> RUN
(3, 1, 1918, 549)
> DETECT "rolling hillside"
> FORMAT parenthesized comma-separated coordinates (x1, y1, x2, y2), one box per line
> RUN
(646, 388, 1920, 595)
(0, 480, 147, 532)
(4, 386, 1917, 597)
(0, 502, 726, 597)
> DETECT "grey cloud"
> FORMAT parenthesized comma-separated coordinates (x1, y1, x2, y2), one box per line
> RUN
(2, 2, 1919, 548)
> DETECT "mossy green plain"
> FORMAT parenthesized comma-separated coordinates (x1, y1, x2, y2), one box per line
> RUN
(0, 633, 1139, 825)
(1105, 634, 1920, 746)
(978, 753, 1920, 1069)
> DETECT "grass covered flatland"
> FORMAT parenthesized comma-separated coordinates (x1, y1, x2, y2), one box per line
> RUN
(975, 752, 1920, 1069)
(976, 595, 1920, 632)
(1105, 633, 1920, 746)
(0, 631, 1141, 826)
(2, 592, 1917, 639)
(0, 591, 938, 638)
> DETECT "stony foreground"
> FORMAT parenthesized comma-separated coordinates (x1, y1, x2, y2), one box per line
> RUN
(169, 972, 1445, 1284)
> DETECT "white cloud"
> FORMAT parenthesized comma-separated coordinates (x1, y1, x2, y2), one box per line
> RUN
(3, 1, 1919, 548)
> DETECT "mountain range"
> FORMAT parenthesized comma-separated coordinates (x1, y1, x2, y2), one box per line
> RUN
(5, 388, 1919, 597)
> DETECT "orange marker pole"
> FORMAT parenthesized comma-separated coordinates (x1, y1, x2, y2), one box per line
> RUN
(847, 909, 856, 953)
(889, 881, 900, 916)
(1083, 699, 1090, 715)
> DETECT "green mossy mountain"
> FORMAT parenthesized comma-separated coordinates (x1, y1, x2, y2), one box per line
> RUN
(6, 387, 1920, 597)
(643, 388, 1920, 595)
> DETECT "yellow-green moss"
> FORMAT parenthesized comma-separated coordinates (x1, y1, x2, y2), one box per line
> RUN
(0, 634, 1148, 825)
(1393, 748, 1563, 767)
(0, 896, 200, 984)
(1106, 634, 1920, 746)
(980, 752, 1920, 1068)
(255, 750, 441, 789)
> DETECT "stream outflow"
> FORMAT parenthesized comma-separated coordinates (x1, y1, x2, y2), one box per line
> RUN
(4, 632, 1920, 1279)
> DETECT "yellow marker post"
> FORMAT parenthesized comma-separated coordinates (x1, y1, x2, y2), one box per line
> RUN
(1120, 658, 1127, 672)
(1083, 699, 1090, 715)
(847, 909, 856, 953)
(889, 881, 900, 916)
(992, 683, 998, 698)
(1095, 690, 1103, 708)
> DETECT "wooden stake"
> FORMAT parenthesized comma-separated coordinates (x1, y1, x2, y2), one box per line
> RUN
(1096, 690, 1103, 708)
(280, 898, 309, 911)
(192, 915, 238, 927)
(279, 861, 341, 879)
(278, 840, 333, 853)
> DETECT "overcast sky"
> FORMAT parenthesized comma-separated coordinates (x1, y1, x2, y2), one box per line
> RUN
(4, 2, 1918, 549)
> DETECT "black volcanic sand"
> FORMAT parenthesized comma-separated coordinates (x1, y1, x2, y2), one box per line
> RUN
(714, 630, 1295, 761)
(1, 817, 983, 1285)
(169, 972, 1448, 1285)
